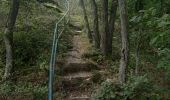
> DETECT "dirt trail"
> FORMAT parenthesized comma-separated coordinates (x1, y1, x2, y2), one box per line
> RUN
(66, 35, 85, 64)
(61, 28, 98, 100)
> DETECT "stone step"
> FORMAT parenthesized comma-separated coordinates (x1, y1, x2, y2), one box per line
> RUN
(62, 72, 93, 91)
(63, 62, 99, 74)
(63, 72, 92, 79)
(64, 90, 91, 100)
(67, 96, 90, 100)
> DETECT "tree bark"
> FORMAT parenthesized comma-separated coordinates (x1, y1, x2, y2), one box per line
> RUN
(91, 0, 100, 48)
(3, 0, 19, 80)
(160, 0, 165, 15)
(135, 28, 142, 75)
(101, 0, 109, 56)
(108, 0, 118, 54)
(79, 0, 93, 42)
(135, 0, 144, 12)
(135, 42, 139, 75)
(135, 1, 143, 75)
(118, 0, 129, 84)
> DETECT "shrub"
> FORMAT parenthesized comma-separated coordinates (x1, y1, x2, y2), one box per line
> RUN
(92, 80, 122, 100)
(92, 75, 162, 100)
(0, 82, 48, 100)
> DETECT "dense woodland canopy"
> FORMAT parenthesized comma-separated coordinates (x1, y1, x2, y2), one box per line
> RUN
(0, 0, 170, 100)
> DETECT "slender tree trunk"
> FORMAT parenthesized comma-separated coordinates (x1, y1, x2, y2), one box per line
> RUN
(101, 0, 109, 56)
(91, 0, 100, 48)
(118, 0, 129, 84)
(79, 0, 93, 42)
(108, 0, 118, 54)
(135, 43, 139, 75)
(160, 0, 165, 15)
(135, 0, 144, 12)
(135, 2, 143, 75)
(3, 0, 19, 80)
(135, 31, 140, 75)
(135, 28, 142, 75)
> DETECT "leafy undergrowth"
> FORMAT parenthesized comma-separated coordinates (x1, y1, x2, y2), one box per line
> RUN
(0, 82, 47, 100)
(79, 7, 170, 100)
(81, 31, 170, 100)
(85, 50, 170, 100)
(91, 75, 170, 100)
(83, 44, 170, 100)
(0, 1, 73, 100)
(0, 27, 73, 99)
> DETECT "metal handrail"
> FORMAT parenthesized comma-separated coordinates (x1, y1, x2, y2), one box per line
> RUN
(48, 0, 69, 100)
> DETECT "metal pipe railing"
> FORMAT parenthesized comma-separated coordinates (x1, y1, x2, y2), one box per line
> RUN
(48, 0, 69, 100)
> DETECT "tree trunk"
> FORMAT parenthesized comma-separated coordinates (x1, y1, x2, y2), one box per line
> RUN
(79, 0, 93, 42)
(118, 0, 129, 84)
(135, 1, 143, 75)
(108, 0, 118, 55)
(101, 0, 109, 56)
(160, 0, 165, 15)
(135, 43, 139, 75)
(135, 28, 142, 75)
(3, 0, 19, 80)
(135, 0, 144, 12)
(91, 0, 100, 48)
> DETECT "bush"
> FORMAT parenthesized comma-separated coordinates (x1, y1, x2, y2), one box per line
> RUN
(13, 26, 52, 69)
(123, 75, 156, 100)
(157, 48, 170, 71)
(92, 80, 122, 100)
(92, 75, 162, 100)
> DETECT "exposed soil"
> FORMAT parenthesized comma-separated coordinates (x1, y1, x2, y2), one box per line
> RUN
(61, 27, 99, 100)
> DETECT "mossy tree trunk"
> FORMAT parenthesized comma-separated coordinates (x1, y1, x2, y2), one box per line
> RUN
(101, 0, 117, 56)
(79, 0, 93, 42)
(101, 0, 109, 56)
(91, 0, 100, 48)
(108, 0, 118, 55)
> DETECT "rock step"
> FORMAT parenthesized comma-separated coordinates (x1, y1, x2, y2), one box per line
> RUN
(64, 90, 91, 100)
(63, 62, 99, 74)
(62, 72, 93, 91)
(67, 96, 90, 100)
(63, 72, 92, 79)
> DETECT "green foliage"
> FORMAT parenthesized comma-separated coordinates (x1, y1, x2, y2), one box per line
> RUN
(0, 0, 170, 99)
(0, 82, 14, 95)
(13, 29, 51, 67)
(0, 2, 66, 99)
(130, 8, 170, 48)
(0, 0, 58, 68)
(91, 71, 102, 83)
(129, 5, 170, 66)
(92, 75, 163, 100)
(147, 13, 170, 49)
(92, 80, 122, 100)
(157, 48, 170, 70)
(0, 82, 48, 100)
(123, 75, 156, 99)
(0, 0, 9, 13)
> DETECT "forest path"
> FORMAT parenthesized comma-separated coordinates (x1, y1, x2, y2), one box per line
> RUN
(61, 22, 99, 100)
